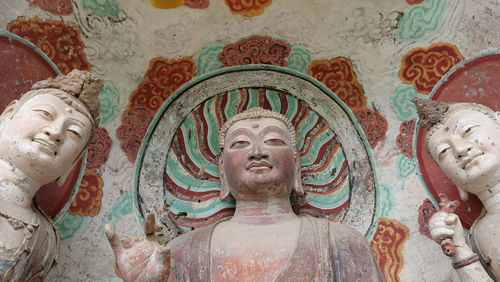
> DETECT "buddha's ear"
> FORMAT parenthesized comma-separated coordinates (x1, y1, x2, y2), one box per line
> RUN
(218, 156, 230, 201)
(457, 186, 469, 201)
(292, 158, 304, 197)
(0, 100, 18, 134)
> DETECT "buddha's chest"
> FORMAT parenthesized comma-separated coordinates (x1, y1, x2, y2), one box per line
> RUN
(210, 248, 289, 281)
(0, 217, 33, 250)
(210, 226, 298, 281)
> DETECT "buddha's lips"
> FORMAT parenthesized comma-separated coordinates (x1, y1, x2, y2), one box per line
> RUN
(247, 161, 272, 170)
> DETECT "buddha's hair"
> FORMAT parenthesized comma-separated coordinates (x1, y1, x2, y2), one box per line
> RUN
(218, 107, 298, 157)
(412, 98, 497, 159)
(13, 70, 103, 161)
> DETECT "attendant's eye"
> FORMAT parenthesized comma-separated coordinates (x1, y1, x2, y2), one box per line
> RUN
(68, 129, 82, 138)
(438, 147, 450, 160)
(34, 109, 53, 119)
(264, 138, 286, 146)
(462, 125, 478, 137)
(230, 140, 250, 149)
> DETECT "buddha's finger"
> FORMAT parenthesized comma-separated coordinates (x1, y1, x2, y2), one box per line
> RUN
(105, 224, 125, 256)
(144, 213, 156, 235)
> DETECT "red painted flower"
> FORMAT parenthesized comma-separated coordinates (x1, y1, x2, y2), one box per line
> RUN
(399, 43, 463, 94)
(86, 127, 112, 170)
(68, 169, 103, 217)
(309, 57, 367, 109)
(184, 0, 209, 9)
(370, 218, 410, 282)
(7, 17, 91, 74)
(26, 0, 73, 15)
(353, 108, 388, 148)
(219, 35, 291, 67)
(128, 57, 195, 113)
(396, 119, 416, 158)
(224, 0, 272, 17)
(418, 198, 438, 239)
(116, 106, 154, 163)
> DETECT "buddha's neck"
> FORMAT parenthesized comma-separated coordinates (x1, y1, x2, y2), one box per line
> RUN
(477, 181, 500, 214)
(232, 197, 297, 225)
(0, 159, 40, 209)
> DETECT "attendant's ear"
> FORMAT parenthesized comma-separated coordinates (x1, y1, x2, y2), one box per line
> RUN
(457, 186, 469, 201)
(56, 168, 73, 187)
(56, 154, 84, 186)
(218, 156, 231, 201)
(495, 112, 500, 124)
(292, 158, 304, 196)
(0, 100, 18, 134)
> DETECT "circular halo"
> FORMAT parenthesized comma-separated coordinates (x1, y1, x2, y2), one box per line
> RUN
(135, 65, 379, 237)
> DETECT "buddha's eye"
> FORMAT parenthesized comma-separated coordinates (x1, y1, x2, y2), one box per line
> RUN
(264, 138, 286, 146)
(230, 140, 250, 149)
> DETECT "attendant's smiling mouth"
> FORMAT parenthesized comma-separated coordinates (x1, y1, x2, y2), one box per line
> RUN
(32, 138, 58, 155)
(462, 152, 484, 170)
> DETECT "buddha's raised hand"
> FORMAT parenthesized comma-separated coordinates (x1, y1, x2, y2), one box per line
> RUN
(105, 213, 170, 281)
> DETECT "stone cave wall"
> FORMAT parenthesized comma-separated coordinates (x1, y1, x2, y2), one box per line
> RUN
(1, 0, 499, 280)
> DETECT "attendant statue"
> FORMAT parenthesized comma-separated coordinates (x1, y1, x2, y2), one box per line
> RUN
(413, 98, 500, 281)
(105, 108, 383, 281)
(0, 70, 102, 281)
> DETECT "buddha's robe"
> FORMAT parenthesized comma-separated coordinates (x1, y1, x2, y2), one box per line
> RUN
(167, 215, 383, 281)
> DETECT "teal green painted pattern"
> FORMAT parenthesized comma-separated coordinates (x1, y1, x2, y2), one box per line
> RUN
(285, 45, 312, 74)
(392, 84, 426, 120)
(180, 115, 219, 176)
(203, 97, 221, 156)
(166, 150, 220, 190)
(56, 213, 86, 241)
(82, 0, 123, 21)
(304, 178, 350, 209)
(396, 154, 416, 178)
(98, 81, 119, 125)
(378, 183, 394, 217)
(193, 43, 224, 76)
(296, 112, 320, 153)
(265, 90, 281, 112)
(110, 192, 134, 219)
(396, 0, 448, 42)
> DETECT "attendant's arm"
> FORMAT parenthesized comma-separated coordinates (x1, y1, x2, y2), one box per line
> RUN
(105, 213, 171, 281)
(429, 212, 492, 282)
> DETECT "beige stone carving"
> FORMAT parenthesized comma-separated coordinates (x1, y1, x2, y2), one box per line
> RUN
(414, 98, 499, 281)
(105, 108, 383, 281)
(0, 70, 102, 281)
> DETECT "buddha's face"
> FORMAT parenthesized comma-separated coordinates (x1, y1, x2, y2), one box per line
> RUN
(219, 118, 300, 201)
(428, 109, 500, 193)
(0, 92, 92, 185)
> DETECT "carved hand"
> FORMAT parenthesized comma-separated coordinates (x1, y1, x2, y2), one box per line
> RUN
(429, 211, 466, 249)
(104, 213, 170, 281)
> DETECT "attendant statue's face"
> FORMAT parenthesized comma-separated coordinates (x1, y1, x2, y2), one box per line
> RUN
(219, 117, 302, 201)
(0, 91, 92, 185)
(427, 109, 500, 194)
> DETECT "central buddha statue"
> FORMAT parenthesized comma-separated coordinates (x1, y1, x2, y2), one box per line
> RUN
(106, 108, 383, 281)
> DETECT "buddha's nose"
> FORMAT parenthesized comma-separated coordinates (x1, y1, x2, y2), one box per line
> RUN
(249, 142, 269, 160)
